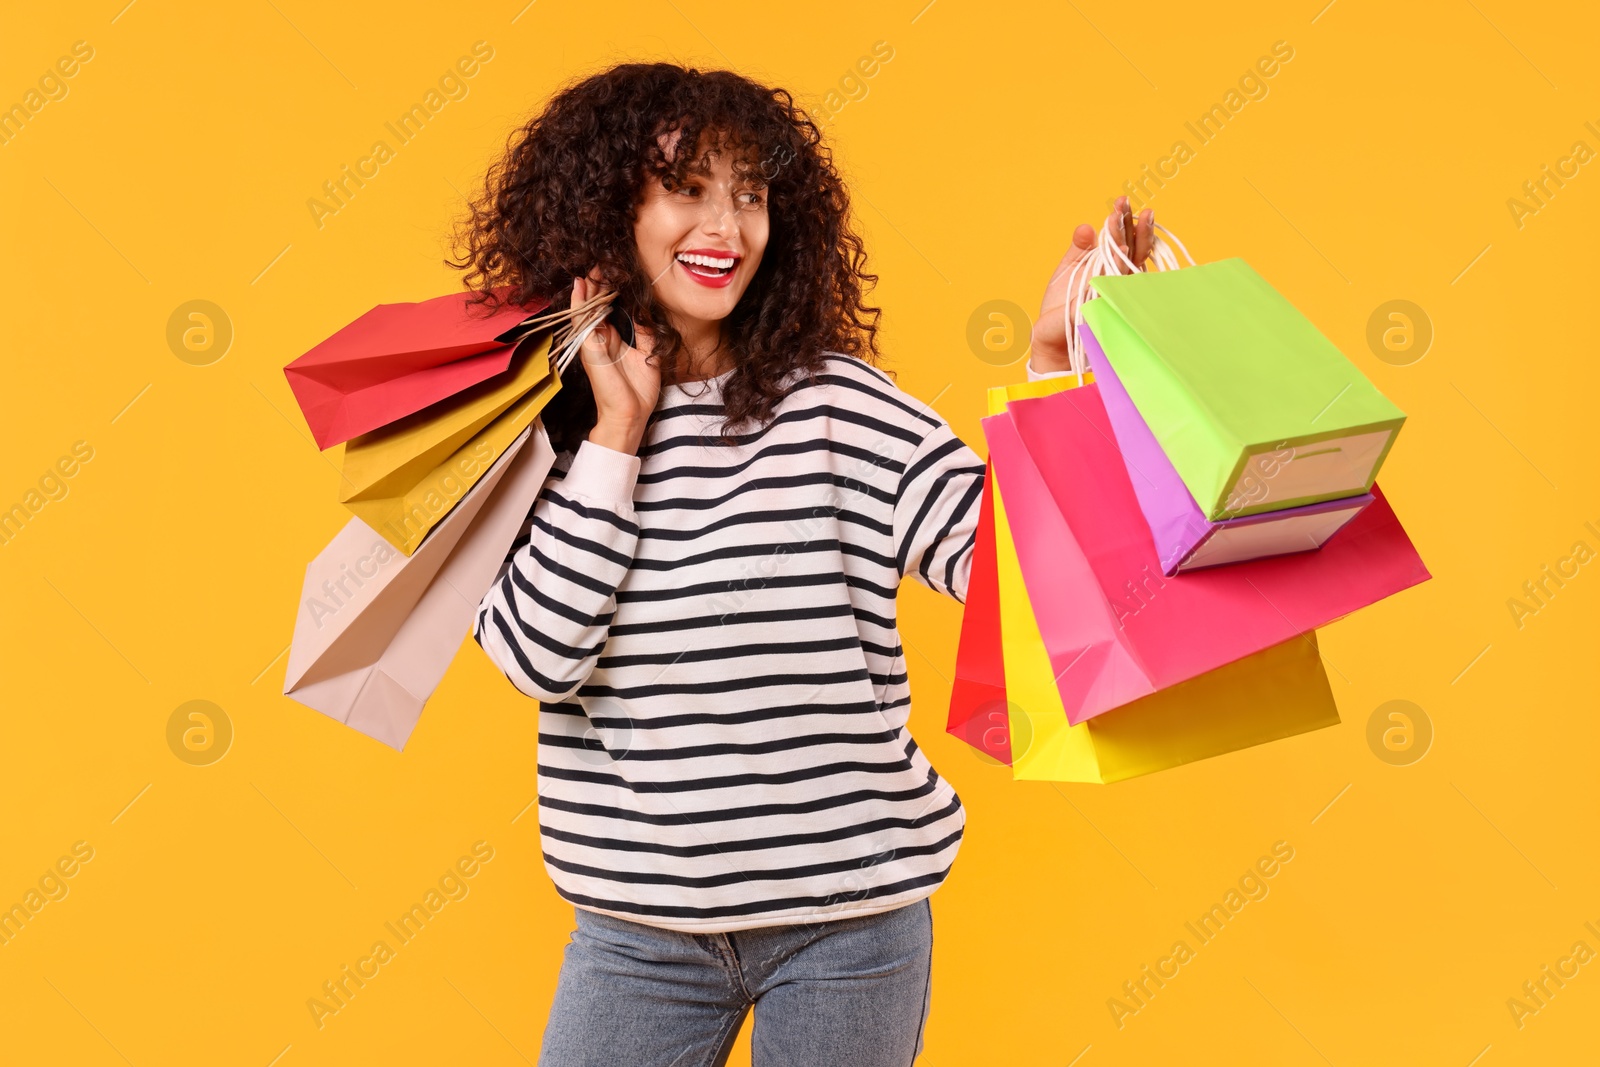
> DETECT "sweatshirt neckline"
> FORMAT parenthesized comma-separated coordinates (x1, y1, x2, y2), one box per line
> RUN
(660, 365, 736, 396)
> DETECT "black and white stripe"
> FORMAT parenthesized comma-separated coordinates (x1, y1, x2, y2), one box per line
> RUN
(474, 351, 1063, 932)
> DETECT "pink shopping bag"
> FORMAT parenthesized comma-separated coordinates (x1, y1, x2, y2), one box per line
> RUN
(983, 383, 1430, 725)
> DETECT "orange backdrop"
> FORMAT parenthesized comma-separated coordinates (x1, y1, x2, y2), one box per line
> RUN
(2, 1, 1597, 1063)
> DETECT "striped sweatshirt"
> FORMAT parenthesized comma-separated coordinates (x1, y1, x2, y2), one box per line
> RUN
(474, 350, 1067, 932)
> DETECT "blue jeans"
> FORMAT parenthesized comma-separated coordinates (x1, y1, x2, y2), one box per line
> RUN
(538, 899, 934, 1066)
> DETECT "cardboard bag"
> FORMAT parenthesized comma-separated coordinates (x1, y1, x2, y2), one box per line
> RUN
(984, 382, 1429, 725)
(1082, 259, 1405, 520)
(1081, 322, 1372, 575)
(284, 290, 546, 449)
(341, 346, 561, 556)
(284, 423, 557, 750)
(946, 376, 1340, 782)
(946, 462, 1008, 755)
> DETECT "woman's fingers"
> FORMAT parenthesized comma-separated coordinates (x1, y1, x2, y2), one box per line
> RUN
(581, 314, 621, 368)
(1045, 223, 1097, 294)
(1134, 207, 1154, 267)
(572, 269, 622, 366)
(1116, 196, 1132, 263)
(1114, 196, 1136, 273)
(1106, 195, 1156, 274)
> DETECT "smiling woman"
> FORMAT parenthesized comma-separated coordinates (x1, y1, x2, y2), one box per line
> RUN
(448, 64, 882, 458)
(444, 60, 1154, 1067)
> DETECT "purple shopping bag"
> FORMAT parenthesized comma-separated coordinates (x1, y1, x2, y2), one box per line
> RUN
(1080, 322, 1373, 576)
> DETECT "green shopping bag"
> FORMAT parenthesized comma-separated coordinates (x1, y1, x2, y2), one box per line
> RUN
(1081, 258, 1405, 521)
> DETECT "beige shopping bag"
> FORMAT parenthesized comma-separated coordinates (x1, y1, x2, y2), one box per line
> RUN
(284, 421, 556, 750)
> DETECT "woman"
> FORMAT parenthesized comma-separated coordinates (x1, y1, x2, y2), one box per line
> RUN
(454, 62, 1155, 1067)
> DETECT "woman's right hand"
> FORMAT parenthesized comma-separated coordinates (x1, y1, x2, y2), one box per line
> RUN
(1030, 195, 1154, 374)
(573, 268, 659, 455)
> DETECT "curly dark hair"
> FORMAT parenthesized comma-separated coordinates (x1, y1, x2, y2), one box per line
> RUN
(446, 62, 885, 454)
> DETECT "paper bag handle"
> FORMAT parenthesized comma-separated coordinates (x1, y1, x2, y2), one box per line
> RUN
(1062, 213, 1196, 383)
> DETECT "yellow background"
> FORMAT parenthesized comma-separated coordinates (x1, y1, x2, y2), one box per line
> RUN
(2, 1, 1596, 1063)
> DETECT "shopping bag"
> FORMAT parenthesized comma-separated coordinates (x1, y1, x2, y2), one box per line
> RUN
(338, 332, 555, 500)
(946, 462, 1007, 755)
(1081, 258, 1405, 520)
(984, 381, 1428, 725)
(1080, 321, 1373, 575)
(946, 375, 1340, 781)
(948, 377, 1089, 758)
(285, 290, 547, 449)
(342, 338, 562, 556)
(994, 470, 1340, 782)
(284, 422, 557, 750)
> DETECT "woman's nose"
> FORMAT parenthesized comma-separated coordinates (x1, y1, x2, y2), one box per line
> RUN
(698, 192, 738, 236)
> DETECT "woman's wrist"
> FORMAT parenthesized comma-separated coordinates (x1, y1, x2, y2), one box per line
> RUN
(588, 417, 647, 455)
(1028, 340, 1075, 375)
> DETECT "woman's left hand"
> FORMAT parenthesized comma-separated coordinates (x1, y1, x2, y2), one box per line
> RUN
(1030, 195, 1154, 374)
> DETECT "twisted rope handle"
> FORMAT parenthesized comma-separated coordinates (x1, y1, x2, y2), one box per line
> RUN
(497, 287, 623, 377)
(1062, 212, 1195, 383)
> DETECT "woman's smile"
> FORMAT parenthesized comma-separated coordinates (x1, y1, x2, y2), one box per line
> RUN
(675, 247, 743, 287)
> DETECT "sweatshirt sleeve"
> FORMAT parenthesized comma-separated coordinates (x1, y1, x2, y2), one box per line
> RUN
(891, 355, 1082, 604)
(472, 437, 641, 702)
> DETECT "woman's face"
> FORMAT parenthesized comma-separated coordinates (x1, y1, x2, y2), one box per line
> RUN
(633, 131, 769, 337)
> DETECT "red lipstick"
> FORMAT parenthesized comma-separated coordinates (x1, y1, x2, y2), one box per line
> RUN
(675, 248, 742, 288)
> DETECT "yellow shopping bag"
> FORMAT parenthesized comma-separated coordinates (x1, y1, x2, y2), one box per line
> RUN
(337, 333, 556, 502)
(343, 337, 561, 556)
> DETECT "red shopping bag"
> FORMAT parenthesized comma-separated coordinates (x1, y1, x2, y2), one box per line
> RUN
(984, 383, 1429, 726)
(946, 463, 1009, 759)
(285, 290, 546, 449)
